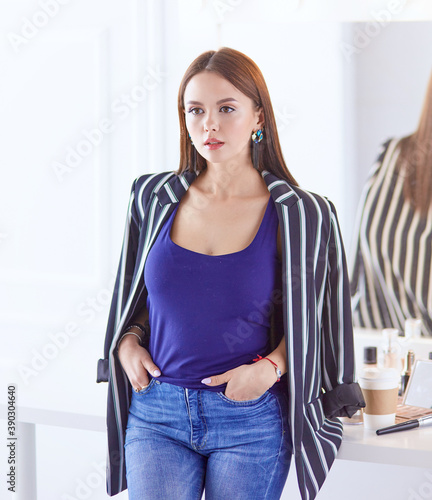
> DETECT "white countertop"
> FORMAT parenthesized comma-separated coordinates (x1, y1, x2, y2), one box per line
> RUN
(2, 325, 432, 469)
(339, 421, 432, 467)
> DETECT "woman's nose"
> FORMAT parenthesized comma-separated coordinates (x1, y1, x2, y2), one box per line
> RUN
(203, 112, 219, 132)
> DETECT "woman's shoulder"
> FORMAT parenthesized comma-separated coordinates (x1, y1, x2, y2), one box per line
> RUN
(133, 170, 177, 191)
(279, 184, 341, 240)
(124, 171, 176, 220)
(289, 183, 337, 217)
(374, 136, 403, 169)
(264, 171, 339, 224)
(130, 170, 198, 217)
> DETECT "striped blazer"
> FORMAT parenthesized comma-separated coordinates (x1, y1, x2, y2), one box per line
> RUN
(97, 169, 363, 500)
(350, 138, 432, 336)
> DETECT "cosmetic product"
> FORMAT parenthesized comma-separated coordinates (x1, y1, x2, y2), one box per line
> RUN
(363, 346, 377, 368)
(404, 318, 422, 339)
(400, 319, 421, 361)
(376, 415, 432, 435)
(380, 328, 402, 373)
(399, 350, 415, 396)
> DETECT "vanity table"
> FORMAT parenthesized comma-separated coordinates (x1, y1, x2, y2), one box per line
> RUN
(321, 327, 432, 500)
(343, 327, 432, 469)
(2, 327, 432, 500)
(283, 327, 432, 500)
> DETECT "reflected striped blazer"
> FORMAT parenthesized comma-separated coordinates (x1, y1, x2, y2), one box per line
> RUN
(97, 169, 363, 500)
(350, 138, 432, 336)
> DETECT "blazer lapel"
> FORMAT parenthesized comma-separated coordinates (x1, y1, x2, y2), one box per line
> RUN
(122, 170, 198, 329)
(261, 170, 299, 208)
(138, 169, 198, 256)
(262, 170, 306, 454)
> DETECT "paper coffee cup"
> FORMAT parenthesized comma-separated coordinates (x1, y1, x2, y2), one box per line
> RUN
(359, 367, 399, 430)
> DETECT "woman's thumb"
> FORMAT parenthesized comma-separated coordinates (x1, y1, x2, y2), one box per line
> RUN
(143, 359, 161, 377)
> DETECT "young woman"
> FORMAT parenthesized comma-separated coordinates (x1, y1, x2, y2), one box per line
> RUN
(97, 47, 364, 500)
(350, 70, 432, 336)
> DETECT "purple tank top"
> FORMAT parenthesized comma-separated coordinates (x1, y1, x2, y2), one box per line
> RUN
(144, 196, 285, 393)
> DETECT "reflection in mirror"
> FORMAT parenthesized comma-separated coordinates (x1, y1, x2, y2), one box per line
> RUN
(350, 69, 432, 337)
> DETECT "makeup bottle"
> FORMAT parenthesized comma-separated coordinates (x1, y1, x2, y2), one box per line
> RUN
(400, 319, 422, 358)
(404, 318, 422, 339)
(380, 328, 403, 373)
(363, 346, 378, 369)
(400, 350, 415, 396)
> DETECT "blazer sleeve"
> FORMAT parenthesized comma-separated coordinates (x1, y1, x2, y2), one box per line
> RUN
(96, 178, 141, 383)
(321, 201, 365, 418)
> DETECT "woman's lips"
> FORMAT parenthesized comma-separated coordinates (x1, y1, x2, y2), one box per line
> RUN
(204, 141, 224, 150)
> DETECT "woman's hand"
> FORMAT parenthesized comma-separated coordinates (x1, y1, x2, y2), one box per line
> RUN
(201, 360, 278, 401)
(117, 335, 161, 392)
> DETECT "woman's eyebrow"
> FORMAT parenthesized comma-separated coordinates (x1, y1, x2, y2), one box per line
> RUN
(185, 98, 239, 105)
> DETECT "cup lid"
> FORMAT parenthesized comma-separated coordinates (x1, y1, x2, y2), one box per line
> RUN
(359, 367, 399, 381)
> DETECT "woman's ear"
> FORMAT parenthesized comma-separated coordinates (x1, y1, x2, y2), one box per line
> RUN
(256, 107, 265, 129)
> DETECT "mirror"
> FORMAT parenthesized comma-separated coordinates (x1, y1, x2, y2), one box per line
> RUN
(348, 21, 432, 337)
(404, 360, 432, 408)
(348, 21, 432, 207)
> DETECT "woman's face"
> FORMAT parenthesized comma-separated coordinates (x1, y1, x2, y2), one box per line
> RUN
(184, 71, 263, 169)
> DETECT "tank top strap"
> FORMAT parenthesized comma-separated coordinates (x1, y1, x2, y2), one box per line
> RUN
(252, 196, 278, 249)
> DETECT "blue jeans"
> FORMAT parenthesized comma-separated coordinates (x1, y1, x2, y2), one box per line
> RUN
(125, 379, 292, 500)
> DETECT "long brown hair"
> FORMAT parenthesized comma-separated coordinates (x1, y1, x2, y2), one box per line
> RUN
(176, 47, 298, 186)
(397, 70, 432, 216)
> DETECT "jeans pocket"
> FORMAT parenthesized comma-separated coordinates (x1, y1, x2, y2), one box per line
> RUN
(216, 390, 270, 406)
(135, 377, 157, 396)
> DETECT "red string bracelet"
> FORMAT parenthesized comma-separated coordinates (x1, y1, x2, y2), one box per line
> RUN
(253, 354, 281, 382)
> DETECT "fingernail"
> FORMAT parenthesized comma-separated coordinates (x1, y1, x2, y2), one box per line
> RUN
(201, 378, 211, 384)
(153, 369, 161, 377)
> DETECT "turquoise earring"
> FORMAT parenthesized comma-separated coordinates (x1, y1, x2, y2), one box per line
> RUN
(252, 128, 263, 171)
(188, 133, 197, 174)
(252, 129, 263, 143)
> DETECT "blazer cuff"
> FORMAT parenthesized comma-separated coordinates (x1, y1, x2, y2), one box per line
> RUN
(322, 382, 365, 419)
(96, 358, 109, 383)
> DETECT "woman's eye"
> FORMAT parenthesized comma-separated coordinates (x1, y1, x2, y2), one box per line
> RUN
(187, 106, 234, 115)
(188, 107, 203, 115)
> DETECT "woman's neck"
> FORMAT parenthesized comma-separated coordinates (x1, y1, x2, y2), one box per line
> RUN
(196, 161, 266, 200)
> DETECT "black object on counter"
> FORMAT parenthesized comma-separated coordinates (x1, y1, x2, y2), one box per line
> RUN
(364, 346, 377, 365)
(376, 415, 432, 435)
